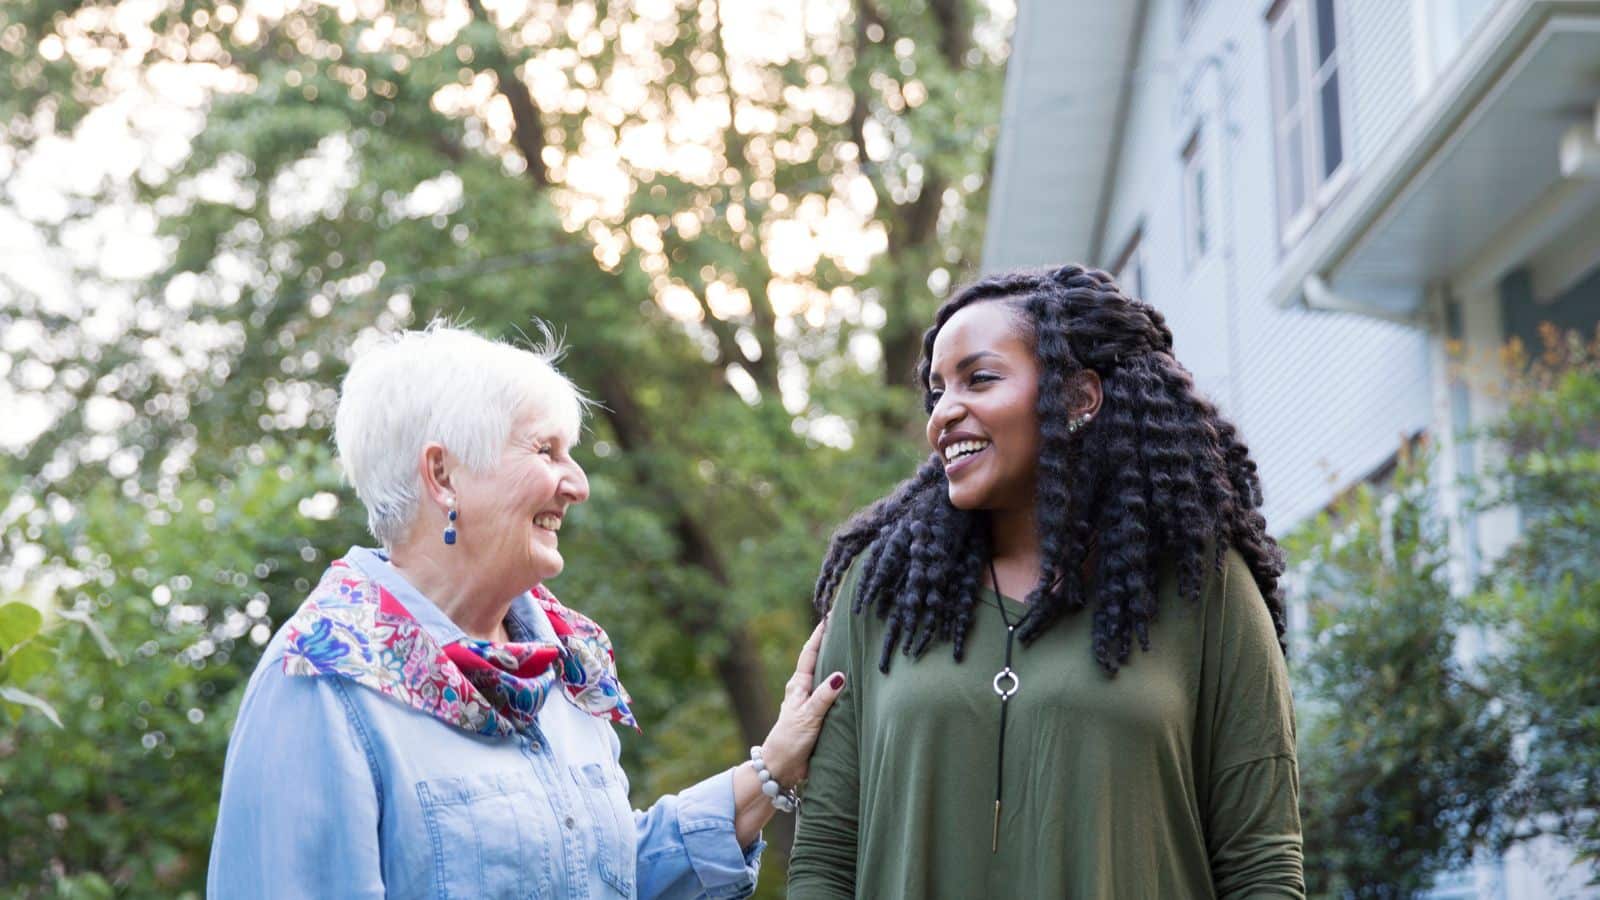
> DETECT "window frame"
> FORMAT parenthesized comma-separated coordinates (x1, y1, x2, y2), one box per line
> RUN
(1267, 0, 1350, 247)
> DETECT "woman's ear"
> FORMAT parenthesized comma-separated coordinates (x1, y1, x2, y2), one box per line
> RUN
(1069, 370, 1103, 420)
(418, 443, 454, 506)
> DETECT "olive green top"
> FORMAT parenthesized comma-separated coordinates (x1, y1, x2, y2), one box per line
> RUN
(788, 549, 1304, 899)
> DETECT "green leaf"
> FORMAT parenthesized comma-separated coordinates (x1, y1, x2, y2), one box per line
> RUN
(2, 641, 55, 686)
(55, 608, 124, 664)
(0, 602, 43, 651)
(0, 685, 63, 728)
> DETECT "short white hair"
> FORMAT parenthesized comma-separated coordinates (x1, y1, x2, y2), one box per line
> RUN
(334, 321, 586, 547)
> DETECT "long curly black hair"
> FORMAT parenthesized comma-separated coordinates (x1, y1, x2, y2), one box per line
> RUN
(815, 264, 1287, 674)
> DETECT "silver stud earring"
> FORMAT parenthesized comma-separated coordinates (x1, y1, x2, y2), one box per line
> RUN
(1066, 413, 1093, 434)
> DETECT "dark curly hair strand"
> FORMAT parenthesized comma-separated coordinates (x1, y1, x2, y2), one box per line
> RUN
(814, 264, 1288, 674)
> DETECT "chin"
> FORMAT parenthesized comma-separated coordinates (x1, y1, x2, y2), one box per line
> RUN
(946, 485, 988, 510)
(536, 552, 565, 580)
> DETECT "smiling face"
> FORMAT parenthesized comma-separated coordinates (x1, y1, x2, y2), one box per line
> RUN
(925, 300, 1041, 512)
(449, 404, 590, 593)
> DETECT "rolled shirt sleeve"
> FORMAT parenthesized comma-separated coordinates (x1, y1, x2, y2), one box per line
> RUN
(207, 664, 386, 899)
(633, 767, 763, 900)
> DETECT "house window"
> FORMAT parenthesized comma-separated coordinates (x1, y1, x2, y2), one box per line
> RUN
(1417, 0, 1496, 88)
(1182, 130, 1210, 264)
(1112, 227, 1145, 301)
(1268, 0, 1346, 243)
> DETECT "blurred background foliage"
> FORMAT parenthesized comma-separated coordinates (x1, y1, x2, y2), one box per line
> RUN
(1288, 331, 1600, 896)
(0, 1, 1596, 897)
(1, 0, 1007, 894)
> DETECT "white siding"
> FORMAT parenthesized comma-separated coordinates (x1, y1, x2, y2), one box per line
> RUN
(1096, 0, 1434, 531)
(1346, 0, 1420, 171)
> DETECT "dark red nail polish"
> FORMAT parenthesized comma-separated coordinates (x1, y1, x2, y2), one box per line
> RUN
(829, 673, 844, 690)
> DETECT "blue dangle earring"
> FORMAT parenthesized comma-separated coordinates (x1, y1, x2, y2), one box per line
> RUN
(443, 498, 458, 546)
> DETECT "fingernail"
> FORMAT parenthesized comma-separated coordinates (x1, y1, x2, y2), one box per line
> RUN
(829, 673, 844, 690)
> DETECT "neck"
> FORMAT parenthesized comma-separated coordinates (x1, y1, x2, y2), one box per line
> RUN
(385, 533, 515, 642)
(987, 505, 1042, 598)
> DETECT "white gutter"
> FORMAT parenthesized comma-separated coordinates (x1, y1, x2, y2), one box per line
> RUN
(1271, 0, 1594, 313)
(1300, 274, 1422, 326)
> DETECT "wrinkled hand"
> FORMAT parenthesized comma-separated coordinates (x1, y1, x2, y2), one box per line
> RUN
(759, 617, 845, 788)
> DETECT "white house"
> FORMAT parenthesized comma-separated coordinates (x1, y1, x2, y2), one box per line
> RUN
(983, 0, 1600, 896)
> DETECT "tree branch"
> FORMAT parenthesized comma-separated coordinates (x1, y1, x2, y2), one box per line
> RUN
(710, 1, 779, 395)
(463, 0, 550, 188)
(587, 372, 778, 751)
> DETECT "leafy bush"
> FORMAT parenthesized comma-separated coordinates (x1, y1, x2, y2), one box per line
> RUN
(1470, 326, 1600, 873)
(1287, 455, 1515, 898)
(1, 599, 63, 729)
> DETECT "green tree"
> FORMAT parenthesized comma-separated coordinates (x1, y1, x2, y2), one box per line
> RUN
(1471, 326, 1600, 874)
(1286, 455, 1515, 898)
(1, 0, 1009, 893)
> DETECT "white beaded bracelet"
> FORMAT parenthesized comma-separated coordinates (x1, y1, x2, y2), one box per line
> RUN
(748, 745, 800, 813)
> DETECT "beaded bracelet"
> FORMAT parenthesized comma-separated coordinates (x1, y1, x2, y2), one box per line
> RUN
(748, 745, 800, 813)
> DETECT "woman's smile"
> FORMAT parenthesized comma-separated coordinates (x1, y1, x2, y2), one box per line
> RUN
(939, 433, 993, 477)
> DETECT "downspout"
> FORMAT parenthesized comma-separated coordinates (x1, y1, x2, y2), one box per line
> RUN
(1186, 43, 1244, 414)
(1215, 46, 1243, 416)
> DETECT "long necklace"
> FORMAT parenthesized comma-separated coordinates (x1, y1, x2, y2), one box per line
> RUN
(988, 557, 1019, 854)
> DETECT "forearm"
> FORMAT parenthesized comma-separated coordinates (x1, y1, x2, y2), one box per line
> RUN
(731, 762, 776, 848)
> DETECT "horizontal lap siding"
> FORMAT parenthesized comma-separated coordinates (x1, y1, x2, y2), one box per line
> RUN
(1096, 0, 1433, 531)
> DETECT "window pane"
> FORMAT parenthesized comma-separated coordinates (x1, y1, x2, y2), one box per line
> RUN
(1284, 122, 1306, 218)
(1278, 20, 1301, 105)
(1320, 72, 1343, 178)
(1316, 0, 1337, 65)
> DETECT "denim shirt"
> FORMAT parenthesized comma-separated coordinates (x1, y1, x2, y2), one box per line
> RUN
(208, 547, 763, 899)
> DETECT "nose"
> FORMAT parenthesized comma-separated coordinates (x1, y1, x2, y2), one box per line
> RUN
(561, 459, 590, 505)
(926, 390, 965, 447)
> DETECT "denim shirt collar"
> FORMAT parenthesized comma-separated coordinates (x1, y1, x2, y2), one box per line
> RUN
(341, 546, 554, 645)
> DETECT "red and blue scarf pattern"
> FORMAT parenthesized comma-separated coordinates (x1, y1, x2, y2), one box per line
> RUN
(282, 560, 636, 737)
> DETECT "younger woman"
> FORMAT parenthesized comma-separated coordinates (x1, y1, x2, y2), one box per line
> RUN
(788, 265, 1303, 898)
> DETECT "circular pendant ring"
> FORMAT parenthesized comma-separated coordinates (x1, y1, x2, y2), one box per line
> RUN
(992, 667, 1019, 700)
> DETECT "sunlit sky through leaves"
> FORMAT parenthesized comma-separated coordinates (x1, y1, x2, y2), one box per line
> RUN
(1, 0, 1014, 453)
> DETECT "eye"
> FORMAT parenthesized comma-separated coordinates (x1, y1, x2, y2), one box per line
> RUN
(924, 388, 944, 413)
(969, 371, 999, 386)
(537, 443, 555, 456)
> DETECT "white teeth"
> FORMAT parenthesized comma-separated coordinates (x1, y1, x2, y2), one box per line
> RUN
(534, 514, 562, 532)
(943, 440, 991, 463)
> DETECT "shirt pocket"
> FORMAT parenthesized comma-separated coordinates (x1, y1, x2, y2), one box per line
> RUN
(416, 771, 555, 900)
(569, 762, 636, 897)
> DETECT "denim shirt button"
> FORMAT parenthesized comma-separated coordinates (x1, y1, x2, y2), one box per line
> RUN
(564, 816, 576, 829)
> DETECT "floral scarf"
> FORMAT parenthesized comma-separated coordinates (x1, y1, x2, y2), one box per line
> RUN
(281, 559, 636, 737)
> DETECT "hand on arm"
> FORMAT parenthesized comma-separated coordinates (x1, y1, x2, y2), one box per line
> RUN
(731, 618, 846, 846)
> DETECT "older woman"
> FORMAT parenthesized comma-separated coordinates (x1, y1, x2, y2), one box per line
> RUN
(208, 324, 844, 899)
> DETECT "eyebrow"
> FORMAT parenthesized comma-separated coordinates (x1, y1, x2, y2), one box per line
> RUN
(929, 350, 1002, 384)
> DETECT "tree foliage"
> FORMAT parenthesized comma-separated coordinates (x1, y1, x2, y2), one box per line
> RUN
(1470, 326, 1600, 875)
(1287, 453, 1516, 898)
(1289, 326, 1600, 896)
(2, 0, 1008, 894)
